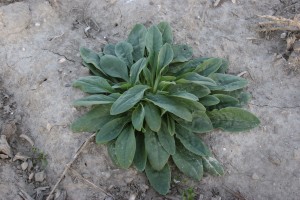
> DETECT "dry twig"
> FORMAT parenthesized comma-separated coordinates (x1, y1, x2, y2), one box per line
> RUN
(258, 15, 300, 32)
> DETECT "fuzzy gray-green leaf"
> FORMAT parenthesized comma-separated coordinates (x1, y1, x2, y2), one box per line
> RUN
(171, 44, 193, 63)
(180, 72, 217, 86)
(172, 144, 203, 180)
(145, 129, 170, 171)
(96, 117, 129, 144)
(158, 122, 176, 155)
(213, 94, 239, 109)
(145, 162, 171, 195)
(146, 25, 163, 54)
(169, 83, 210, 99)
(207, 107, 260, 132)
(111, 85, 149, 115)
(144, 102, 161, 132)
(80, 47, 102, 70)
(208, 73, 248, 91)
(127, 24, 147, 61)
(115, 126, 136, 169)
(115, 41, 134, 67)
(146, 94, 193, 121)
(73, 94, 117, 106)
(199, 95, 220, 106)
(132, 104, 145, 131)
(130, 58, 148, 84)
(107, 141, 121, 167)
(180, 111, 213, 134)
(175, 125, 211, 156)
(196, 58, 223, 77)
(133, 133, 147, 171)
(157, 43, 174, 74)
(100, 55, 129, 81)
(103, 44, 116, 56)
(73, 76, 114, 94)
(157, 21, 173, 44)
(202, 156, 224, 176)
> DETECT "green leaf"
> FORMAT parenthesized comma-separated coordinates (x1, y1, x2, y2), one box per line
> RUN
(145, 162, 171, 195)
(168, 83, 210, 98)
(180, 111, 213, 134)
(172, 143, 203, 180)
(71, 105, 112, 132)
(130, 58, 148, 84)
(103, 44, 116, 56)
(115, 41, 134, 67)
(96, 116, 129, 144)
(110, 85, 149, 115)
(80, 47, 102, 70)
(174, 57, 210, 75)
(132, 104, 145, 131)
(100, 55, 129, 81)
(158, 122, 176, 155)
(213, 94, 239, 109)
(196, 58, 223, 76)
(157, 21, 173, 44)
(133, 133, 147, 171)
(144, 102, 161, 132)
(199, 95, 220, 106)
(166, 115, 175, 136)
(143, 67, 152, 86)
(73, 76, 114, 94)
(180, 72, 217, 86)
(82, 61, 107, 78)
(145, 129, 170, 171)
(73, 94, 116, 106)
(107, 141, 120, 167)
(171, 44, 193, 63)
(208, 73, 248, 91)
(216, 59, 228, 73)
(157, 43, 174, 74)
(146, 94, 193, 121)
(207, 107, 260, 132)
(146, 25, 163, 54)
(115, 126, 136, 169)
(175, 125, 211, 157)
(127, 24, 147, 61)
(202, 156, 224, 176)
(169, 91, 198, 101)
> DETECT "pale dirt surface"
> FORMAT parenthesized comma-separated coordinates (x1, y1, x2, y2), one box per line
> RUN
(0, 0, 300, 200)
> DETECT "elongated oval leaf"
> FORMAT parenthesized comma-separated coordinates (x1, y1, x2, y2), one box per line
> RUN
(132, 104, 145, 131)
(100, 55, 129, 81)
(208, 73, 248, 91)
(103, 44, 116, 56)
(145, 162, 171, 195)
(73, 94, 116, 106)
(158, 122, 175, 155)
(157, 43, 174, 74)
(96, 117, 129, 144)
(145, 129, 170, 171)
(146, 94, 193, 121)
(180, 111, 213, 134)
(175, 125, 211, 156)
(115, 126, 136, 169)
(73, 76, 114, 94)
(144, 102, 161, 132)
(172, 143, 203, 180)
(168, 83, 210, 98)
(181, 72, 217, 86)
(107, 141, 120, 167)
(115, 41, 133, 67)
(171, 44, 193, 63)
(195, 58, 222, 76)
(213, 94, 239, 109)
(80, 47, 102, 70)
(169, 91, 198, 101)
(146, 25, 163, 54)
(202, 156, 224, 176)
(71, 105, 112, 132)
(82, 61, 107, 78)
(133, 133, 147, 171)
(130, 58, 148, 84)
(174, 57, 210, 75)
(111, 85, 149, 115)
(216, 59, 228, 73)
(127, 24, 147, 61)
(157, 22, 173, 44)
(199, 95, 220, 106)
(207, 107, 260, 132)
(166, 115, 175, 136)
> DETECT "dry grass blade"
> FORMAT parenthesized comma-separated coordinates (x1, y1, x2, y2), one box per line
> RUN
(258, 15, 300, 32)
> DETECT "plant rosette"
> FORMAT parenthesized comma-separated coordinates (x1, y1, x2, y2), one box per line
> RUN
(71, 22, 260, 195)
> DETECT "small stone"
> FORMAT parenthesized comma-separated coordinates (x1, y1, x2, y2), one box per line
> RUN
(35, 22, 41, 27)
(46, 123, 52, 132)
(21, 162, 28, 170)
(198, 194, 204, 200)
(129, 194, 136, 200)
(58, 58, 66, 63)
(0, 154, 9, 159)
(280, 32, 287, 39)
(140, 184, 149, 192)
(27, 159, 33, 171)
(35, 171, 45, 182)
(293, 149, 300, 160)
(268, 154, 281, 166)
(101, 172, 111, 180)
(252, 173, 259, 180)
(22, 48, 26, 51)
(125, 177, 134, 184)
(29, 172, 34, 180)
(293, 40, 300, 52)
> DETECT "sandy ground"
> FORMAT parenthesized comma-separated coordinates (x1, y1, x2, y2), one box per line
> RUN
(0, 0, 300, 199)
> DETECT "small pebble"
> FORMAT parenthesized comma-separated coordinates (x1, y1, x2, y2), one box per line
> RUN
(22, 48, 26, 51)
(280, 32, 287, 39)
(35, 22, 41, 27)
(58, 58, 66, 63)
(35, 171, 45, 182)
(21, 162, 28, 170)
(29, 172, 34, 180)
(129, 194, 136, 200)
(252, 173, 259, 180)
